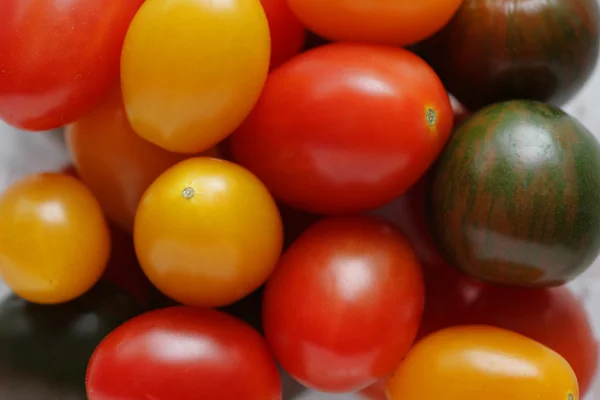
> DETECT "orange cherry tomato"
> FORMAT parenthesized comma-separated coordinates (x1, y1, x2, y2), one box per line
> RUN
(287, 0, 464, 46)
(66, 86, 220, 232)
(121, 0, 271, 153)
(134, 158, 283, 307)
(260, 0, 306, 69)
(0, 173, 110, 304)
(387, 326, 579, 400)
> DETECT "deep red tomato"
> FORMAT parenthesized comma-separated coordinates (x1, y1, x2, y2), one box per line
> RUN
(231, 43, 453, 215)
(464, 286, 598, 397)
(0, 0, 143, 130)
(260, 0, 306, 69)
(86, 307, 282, 400)
(263, 217, 424, 392)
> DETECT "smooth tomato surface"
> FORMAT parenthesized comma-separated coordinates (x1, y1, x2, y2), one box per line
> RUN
(287, 0, 463, 46)
(121, 0, 270, 153)
(387, 326, 579, 400)
(263, 217, 424, 392)
(86, 307, 281, 400)
(231, 43, 453, 214)
(66, 86, 221, 232)
(0, 0, 143, 130)
(0, 173, 110, 304)
(134, 158, 283, 307)
(260, 0, 306, 69)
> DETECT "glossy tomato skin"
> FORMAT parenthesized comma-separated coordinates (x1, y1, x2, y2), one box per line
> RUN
(86, 306, 282, 400)
(231, 43, 453, 215)
(0, 283, 141, 400)
(387, 326, 579, 400)
(260, 0, 306, 69)
(465, 286, 598, 396)
(286, 0, 463, 46)
(0, 173, 110, 304)
(134, 158, 283, 307)
(121, 0, 270, 153)
(0, 0, 143, 130)
(66, 86, 221, 232)
(263, 217, 425, 392)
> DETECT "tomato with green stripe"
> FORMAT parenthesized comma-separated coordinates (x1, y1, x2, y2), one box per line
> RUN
(428, 100, 600, 287)
(418, 0, 600, 110)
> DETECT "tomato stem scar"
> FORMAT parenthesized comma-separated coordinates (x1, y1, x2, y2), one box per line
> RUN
(182, 187, 195, 199)
(426, 107, 437, 127)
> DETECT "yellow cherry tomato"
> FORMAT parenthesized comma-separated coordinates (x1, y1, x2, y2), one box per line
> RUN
(0, 173, 111, 304)
(121, 0, 271, 154)
(66, 86, 221, 232)
(387, 325, 579, 400)
(134, 158, 283, 307)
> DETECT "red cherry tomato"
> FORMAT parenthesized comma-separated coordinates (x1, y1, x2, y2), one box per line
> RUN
(0, 0, 143, 130)
(263, 217, 424, 392)
(86, 307, 282, 400)
(231, 43, 453, 215)
(260, 0, 306, 69)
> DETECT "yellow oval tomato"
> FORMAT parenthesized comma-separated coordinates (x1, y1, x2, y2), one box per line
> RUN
(66, 86, 221, 233)
(121, 0, 271, 154)
(0, 173, 110, 304)
(287, 0, 463, 46)
(134, 158, 283, 307)
(387, 325, 579, 400)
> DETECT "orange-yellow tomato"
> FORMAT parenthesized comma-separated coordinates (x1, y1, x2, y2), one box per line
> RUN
(387, 326, 579, 400)
(0, 173, 111, 304)
(66, 86, 221, 233)
(121, 0, 271, 153)
(134, 158, 283, 307)
(287, 0, 463, 46)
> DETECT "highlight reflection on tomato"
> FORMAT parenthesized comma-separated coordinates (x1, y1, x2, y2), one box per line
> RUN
(134, 158, 283, 307)
(0, 173, 110, 304)
(231, 43, 453, 214)
(86, 307, 282, 400)
(263, 217, 424, 392)
(0, 0, 144, 130)
(121, 0, 271, 153)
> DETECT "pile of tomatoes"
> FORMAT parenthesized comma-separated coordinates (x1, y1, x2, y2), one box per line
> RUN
(0, 0, 599, 399)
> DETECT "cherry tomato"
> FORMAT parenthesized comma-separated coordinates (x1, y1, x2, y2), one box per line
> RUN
(86, 306, 282, 400)
(387, 326, 579, 400)
(231, 43, 453, 214)
(134, 158, 283, 307)
(121, 0, 270, 153)
(263, 217, 424, 392)
(465, 286, 598, 397)
(0, 173, 110, 304)
(0, 283, 141, 400)
(286, 0, 463, 46)
(260, 0, 306, 69)
(66, 86, 221, 232)
(0, 0, 143, 130)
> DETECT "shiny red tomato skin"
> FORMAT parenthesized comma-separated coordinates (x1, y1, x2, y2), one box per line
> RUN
(0, 0, 143, 130)
(86, 307, 281, 400)
(231, 43, 453, 215)
(263, 217, 425, 392)
(260, 0, 306, 69)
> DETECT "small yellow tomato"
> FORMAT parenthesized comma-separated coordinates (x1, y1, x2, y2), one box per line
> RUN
(134, 158, 283, 307)
(0, 173, 111, 304)
(66, 86, 221, 232)
(387, 325, 579, 400)
(121, 0, 271, 154)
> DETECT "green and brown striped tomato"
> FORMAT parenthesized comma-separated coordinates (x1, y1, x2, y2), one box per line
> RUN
(429, 100, 600, 287)
(418, 0, 600, 110)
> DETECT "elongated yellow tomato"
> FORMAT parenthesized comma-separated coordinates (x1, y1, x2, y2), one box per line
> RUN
(0, 174, 111, 304)
(387, 326, 579, 400)
(134, 158, 283, 307)
(121, 0, 271, 154)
